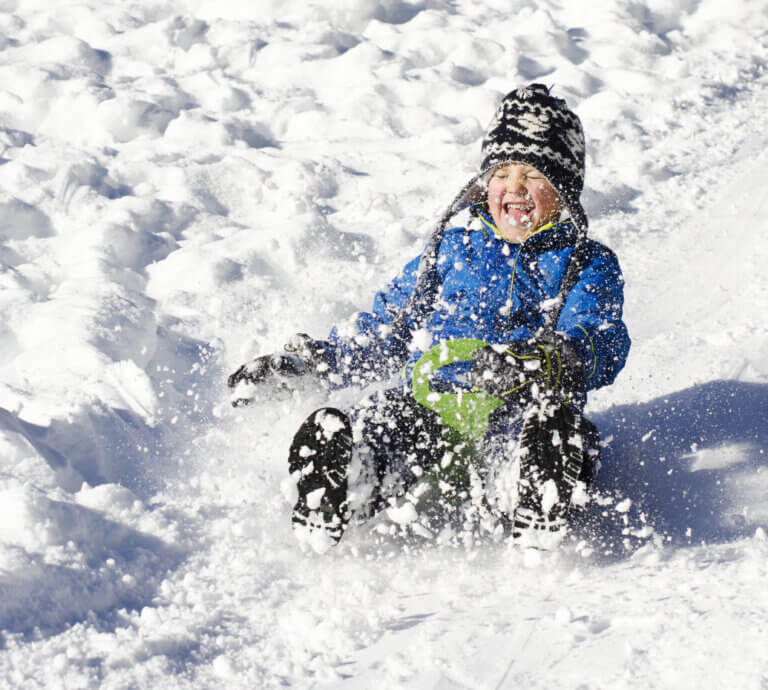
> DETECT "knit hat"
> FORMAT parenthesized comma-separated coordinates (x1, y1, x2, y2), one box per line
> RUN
(467, 84, 588, 230)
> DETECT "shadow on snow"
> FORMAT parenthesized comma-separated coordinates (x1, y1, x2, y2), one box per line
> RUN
(587, 379, 768, 548)
(0, 499, 185, 642)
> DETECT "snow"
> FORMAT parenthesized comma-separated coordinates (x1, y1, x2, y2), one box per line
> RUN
(1, 0, 768, 687)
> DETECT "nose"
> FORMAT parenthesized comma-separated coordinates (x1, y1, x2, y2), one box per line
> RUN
(504, 171, 527, 195)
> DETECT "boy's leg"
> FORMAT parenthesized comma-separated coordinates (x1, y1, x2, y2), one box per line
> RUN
(347, 387, 447, 514)
(483, 400, 600, 536)
(288, 387, 446, 545)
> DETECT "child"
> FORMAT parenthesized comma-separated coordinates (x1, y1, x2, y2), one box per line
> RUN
(229, 84, 630, 549)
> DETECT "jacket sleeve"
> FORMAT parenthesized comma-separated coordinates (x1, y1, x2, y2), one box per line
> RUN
(323, 254, 421, 387)
(556, 243, 631, 391)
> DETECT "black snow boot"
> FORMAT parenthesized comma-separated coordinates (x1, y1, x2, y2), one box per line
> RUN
(288, 407, 353, 547)
(512, 402, 598, 539)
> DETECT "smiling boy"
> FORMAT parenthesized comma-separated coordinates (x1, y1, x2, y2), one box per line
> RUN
(229, 84, 630, 550)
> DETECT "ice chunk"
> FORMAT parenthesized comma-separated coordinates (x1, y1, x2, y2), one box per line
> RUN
(386, 502, 418, 525)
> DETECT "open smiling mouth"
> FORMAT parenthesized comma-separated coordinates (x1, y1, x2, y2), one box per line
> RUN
(503, 202, 534, 214)
(503, 202, 535, 225)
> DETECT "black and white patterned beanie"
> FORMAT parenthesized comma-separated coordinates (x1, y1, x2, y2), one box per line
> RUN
(479, 84, 587, 230)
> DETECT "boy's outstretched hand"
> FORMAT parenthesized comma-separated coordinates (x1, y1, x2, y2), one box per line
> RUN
(227, 353, 309, 406)
(470, 335, 585, 402)
(228, 334, 331, 407)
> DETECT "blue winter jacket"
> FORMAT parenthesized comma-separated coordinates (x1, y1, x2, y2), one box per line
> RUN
(324, 208, 630, 403)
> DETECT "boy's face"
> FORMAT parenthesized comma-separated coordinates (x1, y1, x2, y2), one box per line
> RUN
(486, 163, 562, 242)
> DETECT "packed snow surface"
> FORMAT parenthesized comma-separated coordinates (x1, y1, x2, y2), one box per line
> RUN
(2, 0, 768, 687)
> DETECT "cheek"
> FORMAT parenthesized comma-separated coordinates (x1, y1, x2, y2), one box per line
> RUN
(487, 181, 502, 203)
(534, 186, 559, 212)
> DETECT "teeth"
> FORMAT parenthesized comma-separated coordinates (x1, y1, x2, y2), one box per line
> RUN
(504, 203, 533, 213)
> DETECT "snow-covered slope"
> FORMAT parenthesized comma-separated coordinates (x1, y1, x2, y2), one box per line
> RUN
(1, 0, 767, 687)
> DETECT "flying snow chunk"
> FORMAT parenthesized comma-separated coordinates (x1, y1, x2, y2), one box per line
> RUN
(306, 487, 326, 510)
(410, 328, 433, 352)
(540, 479, 560, 514)
(387, 501, 418, 525)
(317, 411, 346, 438)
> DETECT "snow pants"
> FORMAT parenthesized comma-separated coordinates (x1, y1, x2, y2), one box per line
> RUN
(325, 386, 599, 518)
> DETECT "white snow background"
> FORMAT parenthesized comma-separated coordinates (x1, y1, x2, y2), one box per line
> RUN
(1, 0, 768, 687)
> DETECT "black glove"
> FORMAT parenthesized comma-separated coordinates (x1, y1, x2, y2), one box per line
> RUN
(470, 335, 585, 402)
(228, 334, 333, 407)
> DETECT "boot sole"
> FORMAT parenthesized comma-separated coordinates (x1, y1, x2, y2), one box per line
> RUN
(288, 407, 353, 544)
(513, 403, 587, 536)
